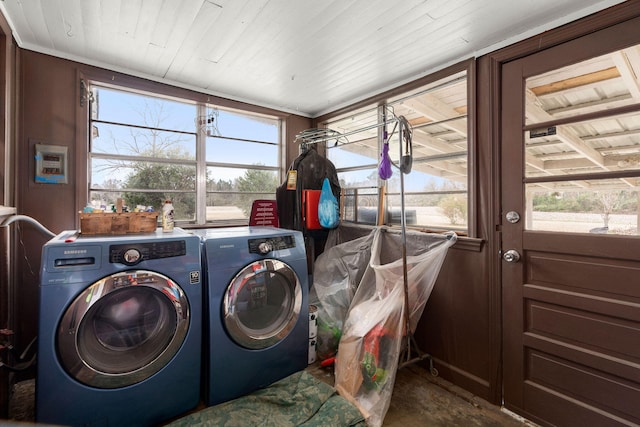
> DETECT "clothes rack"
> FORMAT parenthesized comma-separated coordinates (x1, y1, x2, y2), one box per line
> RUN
(393, 116, 436, 373)
(294, 117, 399, 148)
(296, 114, 438, 375)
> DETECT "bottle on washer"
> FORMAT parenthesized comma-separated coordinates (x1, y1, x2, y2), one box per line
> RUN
(162, 200, 174, 232)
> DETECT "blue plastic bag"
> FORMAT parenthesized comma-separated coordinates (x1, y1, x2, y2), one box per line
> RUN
(318, 177, 339, 228)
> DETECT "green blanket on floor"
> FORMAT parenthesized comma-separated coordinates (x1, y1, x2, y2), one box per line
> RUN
(165, 371, 366, 427)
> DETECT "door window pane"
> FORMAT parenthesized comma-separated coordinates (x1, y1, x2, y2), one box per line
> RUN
(525, 111, 640, 178)
(526, 184, 638, 235)
(524, 43, 640, 235)
(525, 48, 639, 125)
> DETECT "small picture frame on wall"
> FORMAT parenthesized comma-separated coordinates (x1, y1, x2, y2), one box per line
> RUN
(35, 143, 68, 184)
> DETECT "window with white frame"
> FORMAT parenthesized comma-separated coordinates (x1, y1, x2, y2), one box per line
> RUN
(88, 84, 281, 225)
(323, 70, 469, 233)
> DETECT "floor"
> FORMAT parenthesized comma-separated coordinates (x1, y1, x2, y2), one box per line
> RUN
(6, 363, 535, 426)
(307, 362, 535, 427)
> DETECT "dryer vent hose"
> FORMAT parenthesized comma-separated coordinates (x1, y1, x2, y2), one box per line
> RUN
(1, 214, 56, 238)
(0, 335, 37, 371)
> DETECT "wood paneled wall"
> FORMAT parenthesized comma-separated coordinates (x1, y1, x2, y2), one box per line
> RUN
(0, 6, 16, 418)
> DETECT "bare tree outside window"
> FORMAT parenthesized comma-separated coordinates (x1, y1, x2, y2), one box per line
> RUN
(88, 85, 281, 225)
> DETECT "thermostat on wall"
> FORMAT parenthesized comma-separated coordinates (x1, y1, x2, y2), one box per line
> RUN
(35, 143, 68, 184)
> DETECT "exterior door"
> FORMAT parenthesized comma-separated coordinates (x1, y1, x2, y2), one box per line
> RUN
(501, 17, 640, 427)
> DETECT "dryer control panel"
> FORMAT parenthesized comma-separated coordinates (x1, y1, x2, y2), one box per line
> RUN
(109, 240, 187, 265)
(248, 235, 295, 255)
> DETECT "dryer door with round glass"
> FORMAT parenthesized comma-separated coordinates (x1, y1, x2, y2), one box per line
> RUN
(57, 270, 190, 389)
(223, 259, 302, 349)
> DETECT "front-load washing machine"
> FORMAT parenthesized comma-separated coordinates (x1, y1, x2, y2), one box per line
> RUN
(194, 226, 309, 406)
(36, 228, 202, 427)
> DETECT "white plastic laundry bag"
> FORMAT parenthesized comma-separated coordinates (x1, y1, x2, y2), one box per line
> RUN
(335, 227, 456, 427)
(309, 229, 376, 360)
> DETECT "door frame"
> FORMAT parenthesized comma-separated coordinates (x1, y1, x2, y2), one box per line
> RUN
(484, 2, 640, 423)
(476, 0, 640, 408)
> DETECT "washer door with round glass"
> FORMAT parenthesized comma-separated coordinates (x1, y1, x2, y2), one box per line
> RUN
(57, 270, 189, 389)
(224, 259, 302, 350)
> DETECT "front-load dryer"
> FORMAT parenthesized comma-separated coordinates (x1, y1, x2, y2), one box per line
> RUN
(36, 228, 202, 427)
(194, 226, 309, 406)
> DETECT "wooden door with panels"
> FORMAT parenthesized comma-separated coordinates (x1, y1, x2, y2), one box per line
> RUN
(501, 16, 640, 427)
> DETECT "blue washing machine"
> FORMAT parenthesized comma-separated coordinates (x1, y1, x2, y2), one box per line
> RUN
(194, 226, 309, 406)
(36, 228, 202, 427)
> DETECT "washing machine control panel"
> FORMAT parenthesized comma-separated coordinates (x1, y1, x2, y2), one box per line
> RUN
(109, 240, 187, 265)
(248, 235, 295, 255)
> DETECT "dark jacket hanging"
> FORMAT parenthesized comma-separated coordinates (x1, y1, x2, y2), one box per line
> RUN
(276, 146, 341, 232)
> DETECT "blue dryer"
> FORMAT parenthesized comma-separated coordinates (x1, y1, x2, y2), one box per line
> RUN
(195, 226, 309, 406)
(36, 228, 202, 427)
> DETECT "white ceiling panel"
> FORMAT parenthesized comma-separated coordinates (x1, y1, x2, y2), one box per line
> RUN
(0, 0, 628, 117)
